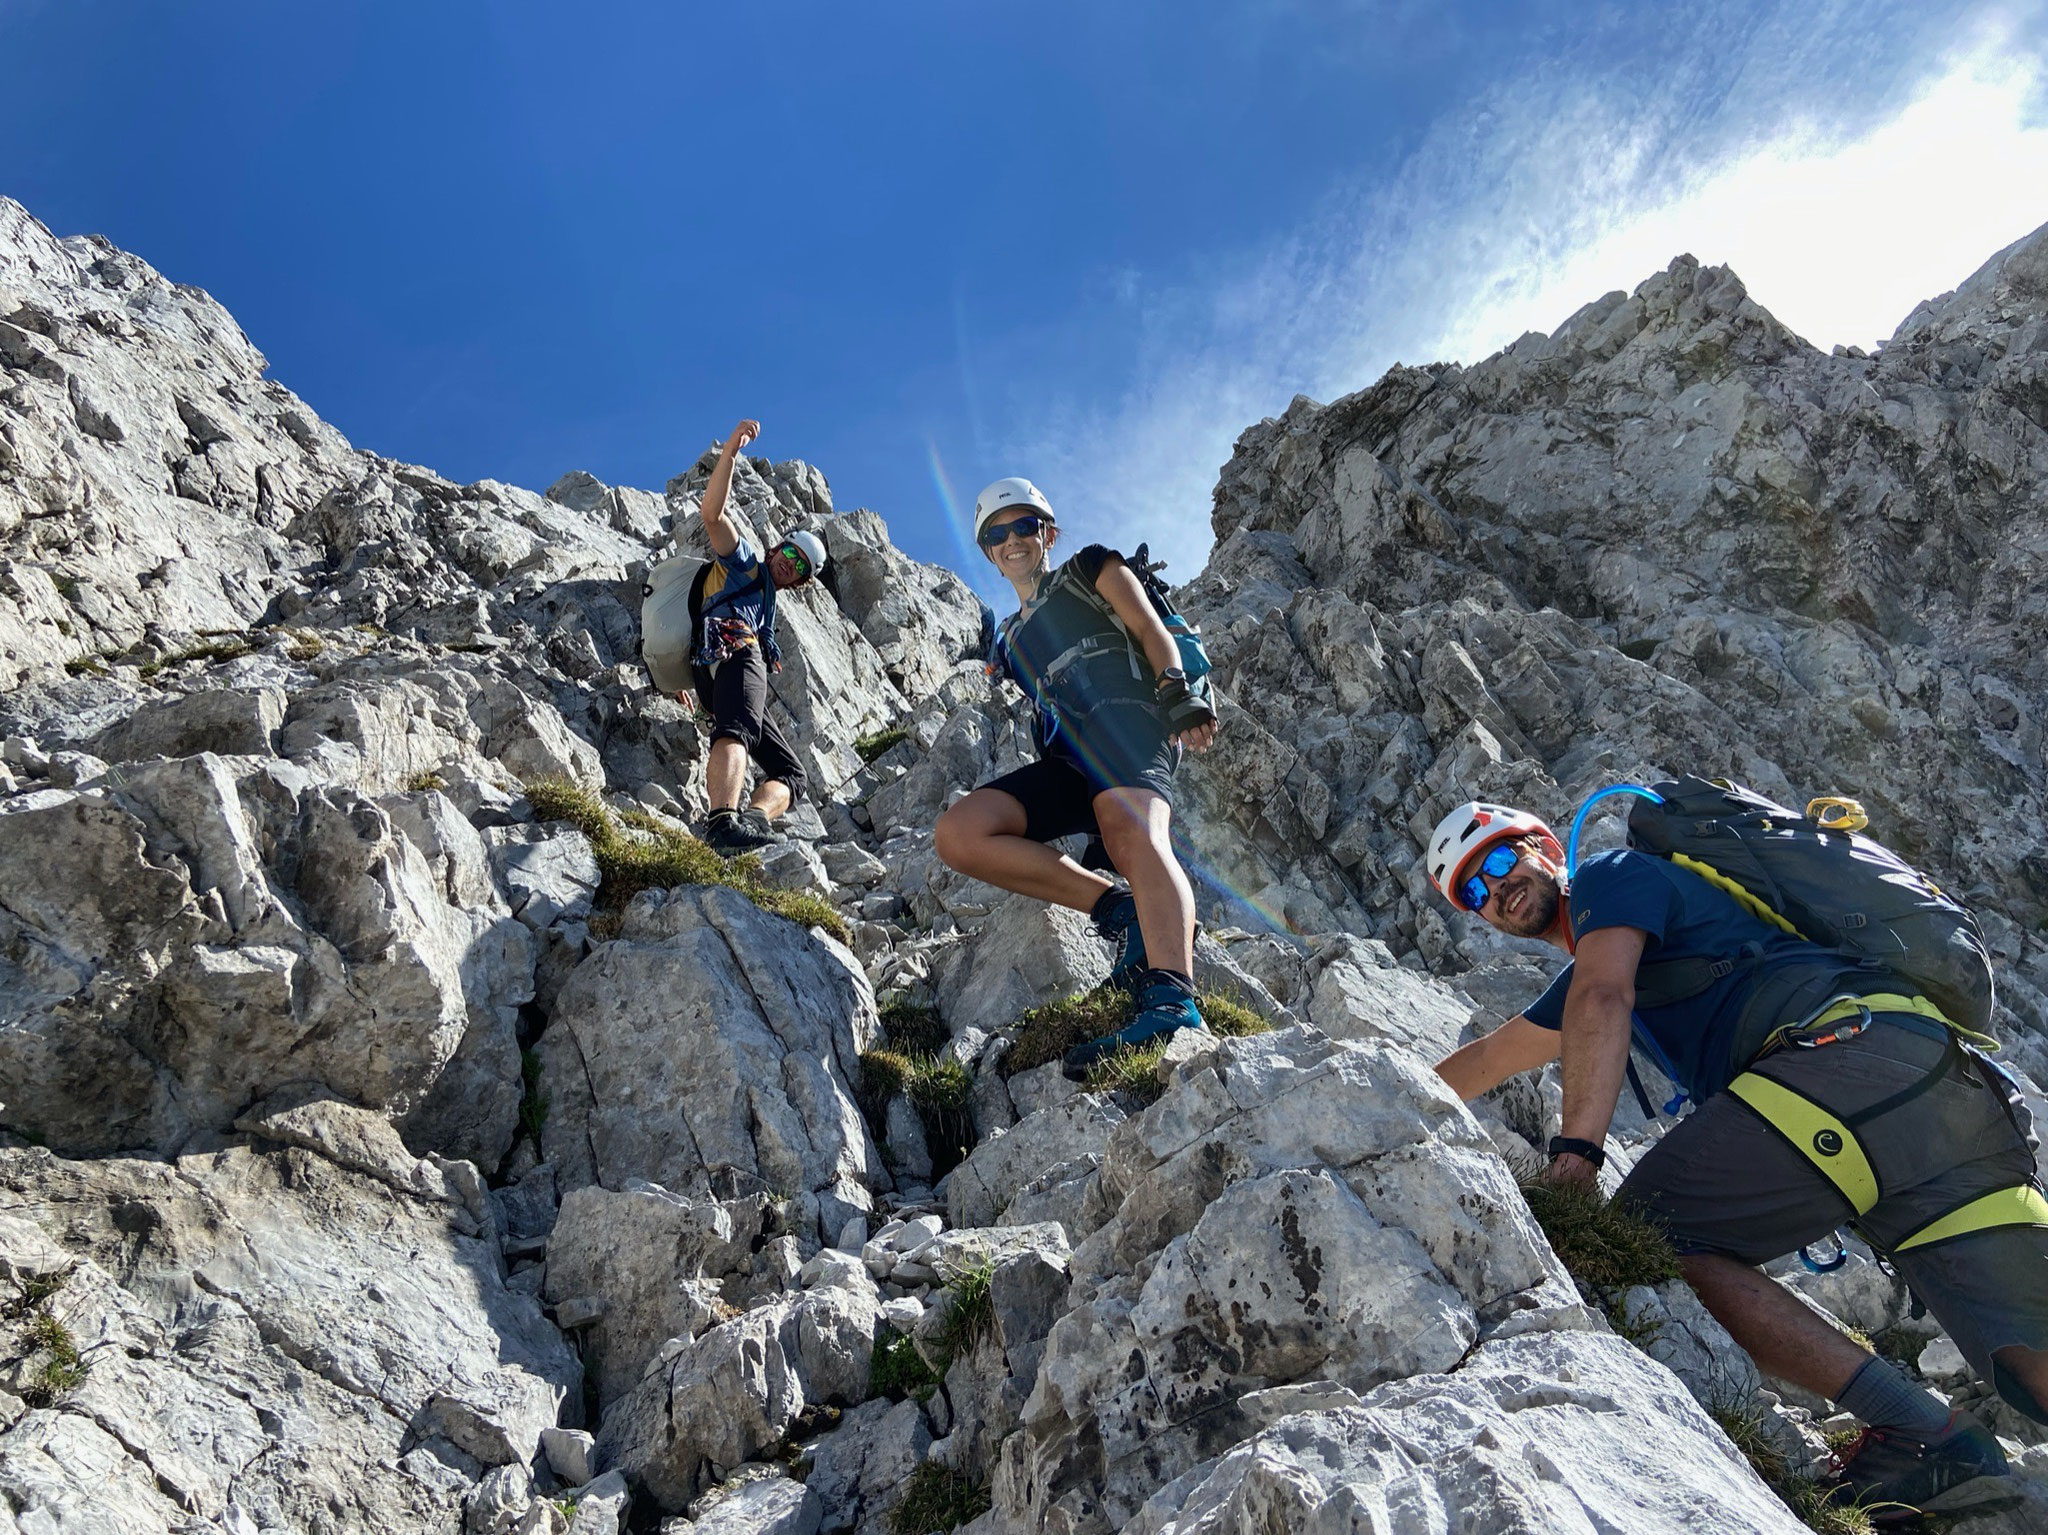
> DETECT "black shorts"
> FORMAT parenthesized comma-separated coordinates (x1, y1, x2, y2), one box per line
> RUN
(978, 699, 1178, 843)
(691, 646, 807, 797)
(1617, 1016, 2048, 1420)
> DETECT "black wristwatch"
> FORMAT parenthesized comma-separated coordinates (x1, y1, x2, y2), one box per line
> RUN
(1548, 1135, 1606, 1168)
(1155, 667, 1188, 690)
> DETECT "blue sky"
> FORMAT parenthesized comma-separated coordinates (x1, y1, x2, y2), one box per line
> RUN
(3, 1, 2044, 595)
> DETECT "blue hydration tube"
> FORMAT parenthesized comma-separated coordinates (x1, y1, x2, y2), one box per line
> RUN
(1564, 784, 1664, 876)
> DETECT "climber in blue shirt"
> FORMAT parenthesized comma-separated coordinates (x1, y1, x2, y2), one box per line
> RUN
(1426, 798, 2047, 1518)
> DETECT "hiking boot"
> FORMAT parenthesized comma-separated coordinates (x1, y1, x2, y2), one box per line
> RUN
(1061, 976, 1204, 1081)
(738, 807, 785, 845)
(1828, 1417, 2010, 1523)
(1092, 889, 1147, 989)
(703, 809, 778, 854)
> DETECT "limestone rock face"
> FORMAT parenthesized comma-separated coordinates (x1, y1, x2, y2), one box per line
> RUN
(5, 194, 2047, 1534)
(1121, 1331, 1809, 1535)
(0, 1100, 579, 1532)
(535, 884, 885, 1240)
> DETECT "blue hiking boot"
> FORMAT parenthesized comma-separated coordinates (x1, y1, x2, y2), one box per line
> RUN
(1829, 1417, 2011, 1524)
(1092, 889, 1147, 990)
(1061, 977, 1204, 1081)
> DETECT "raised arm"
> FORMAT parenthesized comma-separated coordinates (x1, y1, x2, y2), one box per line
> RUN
(1436, 1014, 1563, 1100)
(697, 419, 760, 559)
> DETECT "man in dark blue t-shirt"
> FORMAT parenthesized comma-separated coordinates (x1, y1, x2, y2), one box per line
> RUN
(1426, 797, 2048, 1515)
(1516, 848, 1866, 1103)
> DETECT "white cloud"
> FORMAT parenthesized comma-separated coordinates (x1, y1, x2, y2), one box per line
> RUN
(1005, 6, 2048, 564)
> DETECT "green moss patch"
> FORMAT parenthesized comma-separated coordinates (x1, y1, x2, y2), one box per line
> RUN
(869, 1325, 942, 1401)
(858, 1049, 976, 1181)
(1520, 1181, 1680, 1292)
(524, 777, 848, 943)
(854, 725, 912, 764)
(139, 636, 254, 678)
(878, 999, 949, 1058)
(1005, 985, 1271, 1078)
(888, 1464, 992, 1535)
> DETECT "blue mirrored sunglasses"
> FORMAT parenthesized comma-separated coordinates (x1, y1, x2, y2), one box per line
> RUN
(977, 513, 1048, 549)
(1458, 843, 1521, 912)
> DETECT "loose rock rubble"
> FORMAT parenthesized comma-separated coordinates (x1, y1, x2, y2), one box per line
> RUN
(3, 194, 2046, 1533)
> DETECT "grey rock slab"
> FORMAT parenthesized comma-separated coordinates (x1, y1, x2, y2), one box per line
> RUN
(932, 895, 1111, 1040)
(675, 1474, 823, 1535)
(545, 1182, 777, 1409)
(802, 1397, 930, 1534)
(0, 1131, 579, 1530)
(543, 1427, 600, 1487)
(1106, 1331, 1808, 1535)
(536, 884, 884, 1232)
(947, 1096, 1127, 1230)
(597, 1284, 880, 1512)
(86, 684, 286, 761)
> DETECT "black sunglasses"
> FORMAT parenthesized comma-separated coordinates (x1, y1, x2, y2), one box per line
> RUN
(977, 513, 1050, 549)
(774, 542, 812, 580)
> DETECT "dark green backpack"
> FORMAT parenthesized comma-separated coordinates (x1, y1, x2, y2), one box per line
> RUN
(1623, 776, 1996, 1037)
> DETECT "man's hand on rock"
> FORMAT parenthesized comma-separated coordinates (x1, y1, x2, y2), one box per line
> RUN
(1177, 719, 1219, 753)
(1539, 1152, 1600, 1193)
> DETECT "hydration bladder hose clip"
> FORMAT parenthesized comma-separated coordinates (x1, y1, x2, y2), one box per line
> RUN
(1565, 784, 1665, 877)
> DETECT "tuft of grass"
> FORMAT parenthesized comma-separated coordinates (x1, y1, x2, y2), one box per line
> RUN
(859, 1050, 976, 1181)
(929, 1259, 998, 1371)
(1603, 1295, 1667, 1350)
(63, 655, 109, 678)
(281, 630, 325, 662)
(17, 1308, 88, 1407)
(1081, 1038, 1177, 1105)
(139, 636, 253, 678)
(869, 1324, 942, 1402)
(524, 777, 849, 942)
(6, 1268, 71, 1320)
(1004, 985, 1271, 1078)
(888, 1463, 992, 1535)
(1710, 1402, 1877, 1535)
(1520, 1181, 1680, 1293)
(518, 1048, 548, 1146)
(853, 725, 912, 764)
(878, 999, 949, 1058)
(405, 770, 448, 793)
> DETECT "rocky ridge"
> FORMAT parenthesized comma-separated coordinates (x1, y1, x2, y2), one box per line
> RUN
(1, 192, 2046, 1535)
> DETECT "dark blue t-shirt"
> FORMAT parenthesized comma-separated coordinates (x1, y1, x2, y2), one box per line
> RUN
(1522, 849, 1860, 1101)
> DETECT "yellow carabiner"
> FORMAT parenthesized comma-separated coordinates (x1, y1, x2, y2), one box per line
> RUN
(1807, 796, 1869, 834)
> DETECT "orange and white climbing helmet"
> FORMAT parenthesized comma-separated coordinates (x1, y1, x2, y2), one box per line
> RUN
(1425, 801, 1555, 908)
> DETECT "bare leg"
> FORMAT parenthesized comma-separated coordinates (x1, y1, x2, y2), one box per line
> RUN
(749, 778, 793, 820)
(1681, 1252, 1870, 1399)
(935, 788, 1113, 912)
(706, 737, 748, 812)
(1092, 787, 1195, 978)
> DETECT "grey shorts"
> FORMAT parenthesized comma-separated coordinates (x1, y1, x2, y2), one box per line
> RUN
(1618, 1016, 2048, 1421)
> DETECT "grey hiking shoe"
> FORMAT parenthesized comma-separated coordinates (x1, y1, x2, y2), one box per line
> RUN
(703, 810, 778, 854)
(1829, 1417, 2010, 1523)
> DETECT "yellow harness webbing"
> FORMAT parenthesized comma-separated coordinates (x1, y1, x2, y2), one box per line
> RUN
(1726, 1072, 1881, 1213)
(1729, 993, 2048, 1250)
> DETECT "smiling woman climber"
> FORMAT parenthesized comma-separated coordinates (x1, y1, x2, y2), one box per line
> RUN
(933, 477, 1219, 1080)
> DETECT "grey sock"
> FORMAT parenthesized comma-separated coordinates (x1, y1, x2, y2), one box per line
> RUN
(1836, 1356, 1957, 1441)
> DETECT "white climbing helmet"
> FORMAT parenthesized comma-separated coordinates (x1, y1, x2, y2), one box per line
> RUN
(1425, 801, 1556, 907)
(779, 528, 827, 580)
(973, 477, 1056, 543)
